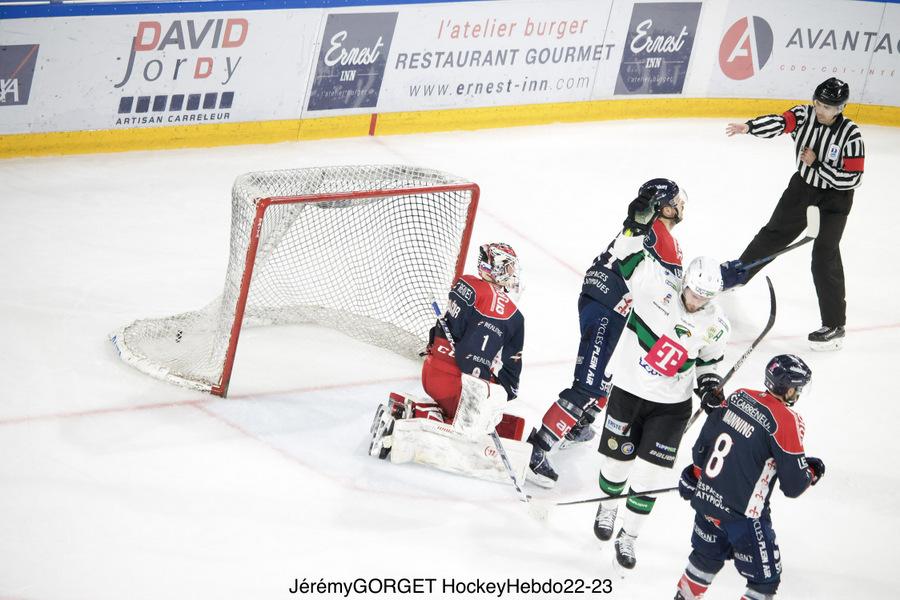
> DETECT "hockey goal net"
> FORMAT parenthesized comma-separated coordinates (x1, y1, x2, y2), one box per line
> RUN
(111, 165, 479, 396)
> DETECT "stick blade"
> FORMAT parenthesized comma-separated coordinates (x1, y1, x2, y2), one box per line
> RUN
(805, 206, 821, 239)
(527, 497, 551, 522)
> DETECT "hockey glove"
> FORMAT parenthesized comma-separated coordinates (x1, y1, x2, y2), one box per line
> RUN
(807, 457, 826, 485)
(493, 371, 518, 401)
(623, 192, 661, 236)
(720, 259, 750, 290)
(695, 373, 725, 413)
(679, 464, 700, 500)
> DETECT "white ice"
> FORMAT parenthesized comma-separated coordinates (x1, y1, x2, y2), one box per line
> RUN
(1, 118, 898, 599)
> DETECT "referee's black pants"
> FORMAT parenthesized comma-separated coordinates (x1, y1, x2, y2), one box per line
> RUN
(739, 172, 854, 328)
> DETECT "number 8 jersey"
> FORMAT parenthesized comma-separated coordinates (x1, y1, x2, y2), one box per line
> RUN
(690, 389, 815, 522)
(609, 234, 731, 405)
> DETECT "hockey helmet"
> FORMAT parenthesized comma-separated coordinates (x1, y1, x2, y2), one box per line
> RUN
(682, 256, 723, 310)
(764, 354, 812, 404)
(813, 77, 850, 109)
(478, 242, 520, 293)
(639, 178, 686, 223)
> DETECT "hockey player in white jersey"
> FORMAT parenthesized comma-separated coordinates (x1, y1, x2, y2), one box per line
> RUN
(593, 199, 731, 571)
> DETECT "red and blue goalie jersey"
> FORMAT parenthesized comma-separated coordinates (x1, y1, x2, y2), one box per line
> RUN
(430, 275, 524, 399)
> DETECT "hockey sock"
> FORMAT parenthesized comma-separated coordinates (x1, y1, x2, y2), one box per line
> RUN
(598, 456, 633, 493)
(620, 459, 669, 537)
(599, 472, 627, 496)
(676, 574, 709, 600)
(534, 401, 578, 450)
(676, 559, 718, 600)
(535, 388, 600, 450)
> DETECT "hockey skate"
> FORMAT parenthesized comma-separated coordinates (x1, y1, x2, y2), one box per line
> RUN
(808, 326, 844, 351)
(368, 394, 413, 460)
(593, 504, 617, 541)
(368, 403, 394, 460)
(526, 444, 558, 488)
(614, 528, 638, 569)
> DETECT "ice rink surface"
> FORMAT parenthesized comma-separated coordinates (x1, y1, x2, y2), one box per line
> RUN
(2, 118, 899, 599)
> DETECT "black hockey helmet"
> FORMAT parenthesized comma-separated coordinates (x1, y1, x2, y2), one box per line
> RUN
(638, 178, 685, 223)
(764, 354, 812, 405)
(813, 77, 850, 108)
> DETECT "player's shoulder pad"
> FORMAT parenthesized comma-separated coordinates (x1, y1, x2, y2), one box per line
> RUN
(757, 391, 805, 453)
(707, 302, 731, 333)
(645, 220, 683, 272)
(468, 277, 520, 321)
(726, 389, 776, 435)
(452, 276, 479, 307)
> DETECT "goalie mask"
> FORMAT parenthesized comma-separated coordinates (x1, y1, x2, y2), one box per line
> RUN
(478, 242, 520, 294)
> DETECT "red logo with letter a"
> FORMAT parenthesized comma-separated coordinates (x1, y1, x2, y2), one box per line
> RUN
(719, 16, 773, 80)
(645, 335, 688, 377)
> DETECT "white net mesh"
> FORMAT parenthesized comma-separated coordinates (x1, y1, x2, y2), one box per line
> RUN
(111, 165, 477, 394)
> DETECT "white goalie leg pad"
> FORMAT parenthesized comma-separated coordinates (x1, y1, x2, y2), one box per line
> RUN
(389, 418, 530, 484)
(453, 374, 505, 438)
(370, 392, 424, 458)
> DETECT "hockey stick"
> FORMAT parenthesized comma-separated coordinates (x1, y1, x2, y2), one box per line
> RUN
(741, 206, 821, 272)
(555, 486, 679, 507)
(684, 275, 777, 432)
(429, 301, 549, 520)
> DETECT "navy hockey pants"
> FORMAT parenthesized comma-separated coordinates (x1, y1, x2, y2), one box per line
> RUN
(570, 294, 627, 398)
(688, 512, 781, 595)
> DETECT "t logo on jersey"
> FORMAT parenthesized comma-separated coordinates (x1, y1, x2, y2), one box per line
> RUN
(719, 16, 773, 80)
(645, 335, 688, 377)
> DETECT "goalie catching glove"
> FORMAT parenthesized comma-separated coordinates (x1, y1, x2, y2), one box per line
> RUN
(695, 373, 725, 413)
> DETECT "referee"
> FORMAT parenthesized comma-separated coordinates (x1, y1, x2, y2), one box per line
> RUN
(725, 77, 864, 351)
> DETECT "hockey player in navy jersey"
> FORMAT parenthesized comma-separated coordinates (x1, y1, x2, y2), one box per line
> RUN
(527, 179, 686, 488)
(674, 354, 825, 600)
(367, 243, 531, 483)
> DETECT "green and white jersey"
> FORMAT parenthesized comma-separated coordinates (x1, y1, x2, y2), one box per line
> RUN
(610, 234, 730, 405)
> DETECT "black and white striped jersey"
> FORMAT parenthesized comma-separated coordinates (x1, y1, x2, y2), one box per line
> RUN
(746, 105, 865, 190)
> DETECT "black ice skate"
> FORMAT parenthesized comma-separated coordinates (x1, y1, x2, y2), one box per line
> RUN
(614, 529, 637, 569)
(526, 444, 558, 488)
(808, 325, 845, 351)
(593, 504, 617, 541)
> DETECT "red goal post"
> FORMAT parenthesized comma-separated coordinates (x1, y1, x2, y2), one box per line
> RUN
(111, 165, 480, 396)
